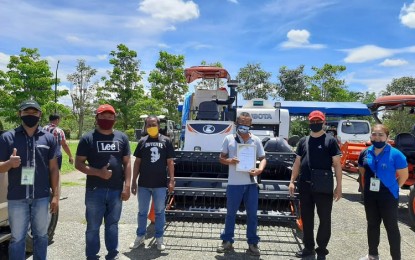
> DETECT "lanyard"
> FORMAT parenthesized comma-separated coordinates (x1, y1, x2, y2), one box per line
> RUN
(373, 149, 385, 178)
(25, 134, 36, 167)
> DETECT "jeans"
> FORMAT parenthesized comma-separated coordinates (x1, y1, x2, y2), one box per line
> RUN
(220, 184, 259, 245)
(136, 187, 166, 238)
(299, 181, 333, 256)
(85, 188, 122, 260)
(364, 189, 401, 260)
(8, 197, 49, 260)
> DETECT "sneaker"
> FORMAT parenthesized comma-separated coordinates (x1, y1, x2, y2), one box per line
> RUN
(156, 237, 165, 251)
(129, 236, 145, 249)
(216, 241, 233, 253)
(247, 244, 260, 256)
(359, 255, 380, 260)
(295, 248, 316, 258)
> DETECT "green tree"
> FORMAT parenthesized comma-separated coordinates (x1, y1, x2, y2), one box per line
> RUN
(67, 59, 98, 138)
(148, 51, 188, 122)
(381, 76, 415, 95)
(98, 44, 145, 131)
(308, 64, 347, 101)
(0, 48, 67, 123)
(236, 63, 274, 100)
(274, 65, 308, 101)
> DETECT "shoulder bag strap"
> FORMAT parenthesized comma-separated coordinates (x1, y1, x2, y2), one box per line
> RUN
(305, 136, 312, 172)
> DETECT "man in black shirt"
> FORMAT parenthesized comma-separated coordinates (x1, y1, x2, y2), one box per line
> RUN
(129, 115, 175, 251)
(289, 110, 342, 260)
(75, 104, 131, 260)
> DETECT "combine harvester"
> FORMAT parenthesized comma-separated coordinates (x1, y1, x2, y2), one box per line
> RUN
(166, 66, 300, 229)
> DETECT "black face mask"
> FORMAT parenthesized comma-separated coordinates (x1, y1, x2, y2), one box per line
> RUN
(309, 123, 323, 133)
(21, 115, 40, 128)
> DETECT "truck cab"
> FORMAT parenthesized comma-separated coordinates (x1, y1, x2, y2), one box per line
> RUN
(326, 119, 371, 144)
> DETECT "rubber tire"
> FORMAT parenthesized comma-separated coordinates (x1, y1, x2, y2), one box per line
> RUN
(408, 185, 415, 228)
(25, 199, 59, 253)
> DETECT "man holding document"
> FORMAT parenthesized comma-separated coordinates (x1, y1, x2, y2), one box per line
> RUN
(216, 112, 267, 256)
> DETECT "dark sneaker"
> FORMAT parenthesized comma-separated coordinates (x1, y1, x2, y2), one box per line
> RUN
(217, 241, 233, 253)
(247, 244, 260, 256)
(295, 248, 316, 258)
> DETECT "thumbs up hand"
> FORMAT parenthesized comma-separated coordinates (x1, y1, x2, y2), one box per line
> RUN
(100, 163, 112, 180)
(9, 148, 21, 168)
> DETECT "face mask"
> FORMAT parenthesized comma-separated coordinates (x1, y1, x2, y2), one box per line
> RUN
(237, 125, 250, 134)
(21, 115, 40, 128)
(309, 123, 323, 133)
(147, 126, 159, 137)
(97, 118, 115, 130)
(372, 141, 386, 149)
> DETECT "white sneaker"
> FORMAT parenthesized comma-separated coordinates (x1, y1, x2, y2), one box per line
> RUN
(156, 237, 165, 251)
(129, 235, 145, 249)
(359, 255, 380, 260)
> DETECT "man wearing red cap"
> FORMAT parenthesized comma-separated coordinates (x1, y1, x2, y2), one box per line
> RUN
(288, 110, 342, 260)
(75, 104, 131, 260)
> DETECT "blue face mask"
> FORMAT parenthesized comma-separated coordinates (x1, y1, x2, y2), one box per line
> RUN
(372, 141, 386, 149)
(237, 125, 250, 134)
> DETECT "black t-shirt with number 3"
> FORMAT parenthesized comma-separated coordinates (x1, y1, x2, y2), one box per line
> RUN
(134, 135, 175, 188)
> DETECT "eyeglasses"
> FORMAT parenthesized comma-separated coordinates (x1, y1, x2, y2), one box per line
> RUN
(371, 133, 386, 137)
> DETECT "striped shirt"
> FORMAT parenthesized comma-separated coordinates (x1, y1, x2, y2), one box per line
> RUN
(43, 123, 66, 157)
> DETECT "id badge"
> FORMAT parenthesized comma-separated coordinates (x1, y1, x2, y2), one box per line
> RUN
(369, 177, 380, 192)
(21, 167, 35, 185)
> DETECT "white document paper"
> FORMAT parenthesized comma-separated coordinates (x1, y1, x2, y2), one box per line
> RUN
(236, 144, 256, 172)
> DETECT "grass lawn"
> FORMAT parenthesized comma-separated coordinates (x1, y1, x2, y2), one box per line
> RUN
(60, 140, 138, 174)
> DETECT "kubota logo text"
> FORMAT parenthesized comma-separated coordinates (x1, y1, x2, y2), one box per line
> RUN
(252, 113, 272, 119)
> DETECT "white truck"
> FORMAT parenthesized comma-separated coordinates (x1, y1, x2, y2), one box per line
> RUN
(326, 119, 371, 144)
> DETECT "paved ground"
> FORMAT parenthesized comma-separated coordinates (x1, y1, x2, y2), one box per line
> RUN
(1, 170, 415, 260)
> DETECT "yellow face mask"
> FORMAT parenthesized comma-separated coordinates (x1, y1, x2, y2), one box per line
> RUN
(147, 127, 159, 137)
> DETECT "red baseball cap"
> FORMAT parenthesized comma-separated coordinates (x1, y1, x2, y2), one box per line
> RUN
(308, 110, 325, 121)
(96, 104, 116, 115)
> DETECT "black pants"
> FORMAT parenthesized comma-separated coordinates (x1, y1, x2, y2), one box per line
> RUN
(57, 155, 62, 170)
(364, 189, 400, 260)
(299, 181, 333, 256)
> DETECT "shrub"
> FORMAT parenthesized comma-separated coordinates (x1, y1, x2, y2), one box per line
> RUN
(125, 129, 136, 141)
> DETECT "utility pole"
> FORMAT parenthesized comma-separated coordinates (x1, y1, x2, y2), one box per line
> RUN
(54, 60, 60, 113)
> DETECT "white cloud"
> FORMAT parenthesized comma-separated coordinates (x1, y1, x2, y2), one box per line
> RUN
(280, 29, 326, 49)
(227, 0, 239, 3)
(139, 0, 199, 21)
(343, 44, 415, 63)
(400, 1, 415, 28)
(343, 45, 394, 63)
(379, 58, 408, 67)
(0, 52, 10, 71)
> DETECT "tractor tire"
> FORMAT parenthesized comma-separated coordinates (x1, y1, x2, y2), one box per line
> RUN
(408, 185, 415, 228)
(25, 196, 59, 253)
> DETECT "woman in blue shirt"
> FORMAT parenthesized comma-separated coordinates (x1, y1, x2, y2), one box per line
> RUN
(358, 124, 408, 260)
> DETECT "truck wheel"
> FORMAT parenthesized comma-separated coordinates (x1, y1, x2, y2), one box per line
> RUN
(409, 185, 415, 228)
(25, 200, 59, 253)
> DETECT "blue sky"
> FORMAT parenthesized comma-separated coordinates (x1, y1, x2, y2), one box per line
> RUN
(1, 0, 415, 104)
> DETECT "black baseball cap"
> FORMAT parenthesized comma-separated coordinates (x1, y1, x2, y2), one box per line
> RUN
(19, 100, 42, 111)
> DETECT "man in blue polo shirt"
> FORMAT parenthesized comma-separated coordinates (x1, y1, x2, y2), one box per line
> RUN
(0, 100, 59, 260)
